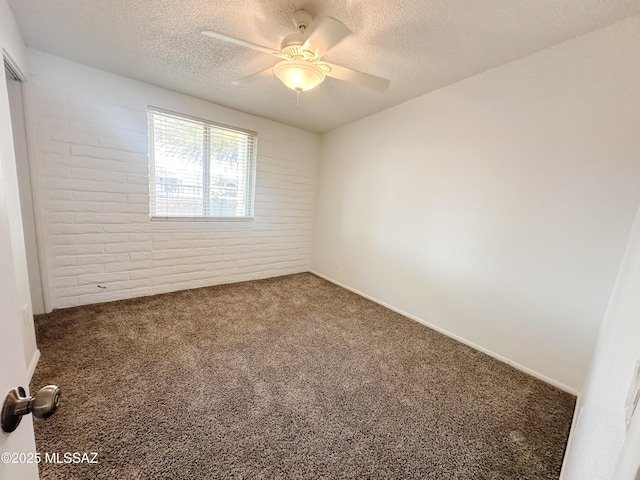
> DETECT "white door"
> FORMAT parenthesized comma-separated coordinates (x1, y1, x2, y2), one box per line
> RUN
(0, 74, 39, 479)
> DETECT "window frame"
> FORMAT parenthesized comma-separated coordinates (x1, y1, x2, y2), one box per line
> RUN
(148, 106, 257, 221)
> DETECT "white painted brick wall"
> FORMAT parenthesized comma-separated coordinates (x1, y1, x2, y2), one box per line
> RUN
(27, 49, 320, 310)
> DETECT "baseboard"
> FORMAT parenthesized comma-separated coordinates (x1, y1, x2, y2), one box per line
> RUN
(27, 348, 41, 382)
(309, 270, 578, 396)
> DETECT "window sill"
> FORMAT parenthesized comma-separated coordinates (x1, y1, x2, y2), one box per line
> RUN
(150, 216, 254, 222)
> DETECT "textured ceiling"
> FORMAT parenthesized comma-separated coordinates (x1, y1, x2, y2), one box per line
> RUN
(8, 0, 640, 133)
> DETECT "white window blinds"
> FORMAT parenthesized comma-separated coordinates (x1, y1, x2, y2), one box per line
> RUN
(148, 107, 257, 219)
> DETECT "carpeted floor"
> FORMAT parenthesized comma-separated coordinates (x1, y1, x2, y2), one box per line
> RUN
(31, 273, 575, 479)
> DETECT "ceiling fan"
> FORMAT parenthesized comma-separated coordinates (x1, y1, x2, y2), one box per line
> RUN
(201, 10, 390, 98)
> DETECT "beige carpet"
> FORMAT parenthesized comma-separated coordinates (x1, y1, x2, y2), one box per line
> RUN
(31, 272, 575, 479)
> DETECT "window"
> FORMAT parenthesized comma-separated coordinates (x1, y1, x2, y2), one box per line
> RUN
(148, 107, 257, 219)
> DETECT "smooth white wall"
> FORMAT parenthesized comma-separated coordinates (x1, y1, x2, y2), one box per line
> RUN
(312, 14, 640, 392)
(561, 201, 640, 478)
(26, 49, 320, 310)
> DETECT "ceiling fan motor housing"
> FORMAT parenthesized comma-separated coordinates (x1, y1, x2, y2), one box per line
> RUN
(280, 33, 308, 55)
(281, 10, 314, 59)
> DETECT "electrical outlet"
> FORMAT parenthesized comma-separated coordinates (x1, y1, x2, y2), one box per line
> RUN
(334, 257, 341, 268)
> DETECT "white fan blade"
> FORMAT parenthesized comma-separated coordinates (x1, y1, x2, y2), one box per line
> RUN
(324, 62, 390, 92)
(201, 31, 285, 58)
(231, 66, 274, 85)
(302, 17, 351, 57)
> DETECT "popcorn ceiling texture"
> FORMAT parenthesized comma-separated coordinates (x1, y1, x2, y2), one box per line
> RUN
(8, 0, 640, 133)
(31, 273, 575, 479)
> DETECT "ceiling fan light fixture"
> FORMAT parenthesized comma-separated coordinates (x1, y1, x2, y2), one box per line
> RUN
(273, 60, 326, 92)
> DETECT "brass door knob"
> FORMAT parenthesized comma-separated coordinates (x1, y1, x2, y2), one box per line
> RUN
(1, 385, 60, 433)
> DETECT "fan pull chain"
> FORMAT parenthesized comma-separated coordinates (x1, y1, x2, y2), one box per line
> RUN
(296, 89, 301, 107)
